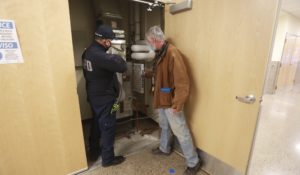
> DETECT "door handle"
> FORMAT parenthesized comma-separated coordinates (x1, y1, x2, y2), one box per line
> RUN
(236, 94, 256, 104)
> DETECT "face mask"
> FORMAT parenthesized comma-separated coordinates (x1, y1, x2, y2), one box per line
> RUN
(105, 40, 112, 49)
(146, 37, 156, 51)
(149, 44, 156, 51)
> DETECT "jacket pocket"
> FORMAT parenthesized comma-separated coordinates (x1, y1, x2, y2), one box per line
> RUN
(159, 91, 172, 106)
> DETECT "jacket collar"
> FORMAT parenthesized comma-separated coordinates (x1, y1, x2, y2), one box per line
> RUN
(156, 41, 169, 65)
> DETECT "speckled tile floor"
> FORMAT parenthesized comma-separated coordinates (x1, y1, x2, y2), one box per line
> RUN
(80, 149, 207, 175)
(247, 84, 300, 175)
(79, 131, 207, 175)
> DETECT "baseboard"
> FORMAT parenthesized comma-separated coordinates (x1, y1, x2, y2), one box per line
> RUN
(173, 138, 241, 175)
(67, 167, 88, 175)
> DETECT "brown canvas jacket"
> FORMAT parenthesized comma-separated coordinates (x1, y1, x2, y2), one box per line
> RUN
(153, 43, 190, 111)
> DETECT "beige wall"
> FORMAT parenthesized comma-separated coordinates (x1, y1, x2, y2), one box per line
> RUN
(272, 11, 300, 89)
(272, 10, 300, 61)
(0, 0, 87, 174)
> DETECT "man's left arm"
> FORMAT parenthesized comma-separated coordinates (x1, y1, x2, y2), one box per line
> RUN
(171, 48, 190, 112)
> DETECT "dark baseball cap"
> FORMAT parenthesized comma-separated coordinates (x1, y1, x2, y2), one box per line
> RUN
(95, 25, 115, 39)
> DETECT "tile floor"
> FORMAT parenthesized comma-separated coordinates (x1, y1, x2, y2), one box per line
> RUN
(79, 130, 207, 175)
(247, 84, 300, 175)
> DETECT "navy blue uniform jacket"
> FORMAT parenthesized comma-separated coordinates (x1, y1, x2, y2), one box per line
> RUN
(82, 41, 127, 106)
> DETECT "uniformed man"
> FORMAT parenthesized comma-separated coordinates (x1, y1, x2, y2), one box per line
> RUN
(82, 25, 127, 167)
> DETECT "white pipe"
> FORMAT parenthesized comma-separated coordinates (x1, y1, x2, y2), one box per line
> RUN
(131, 45, 152, 52)
(131, 51, 155, 61)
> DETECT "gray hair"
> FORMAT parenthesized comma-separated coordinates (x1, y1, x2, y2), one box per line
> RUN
(145, 25, 165, 41)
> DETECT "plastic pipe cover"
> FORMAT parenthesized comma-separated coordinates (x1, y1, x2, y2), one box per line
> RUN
(131, 45, 152, 52)
(131, 51, 155, 61)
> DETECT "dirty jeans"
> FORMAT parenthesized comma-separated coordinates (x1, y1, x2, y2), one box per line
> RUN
(158, 108, 199, 167)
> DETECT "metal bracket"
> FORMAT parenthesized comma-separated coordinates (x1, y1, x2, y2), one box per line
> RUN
(169, 0, 192, 14)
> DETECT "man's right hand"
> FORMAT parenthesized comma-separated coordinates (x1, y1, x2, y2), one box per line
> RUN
(142, 69, 153, 78)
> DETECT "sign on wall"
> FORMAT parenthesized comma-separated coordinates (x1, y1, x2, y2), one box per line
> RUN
(0, 19, 24, 64)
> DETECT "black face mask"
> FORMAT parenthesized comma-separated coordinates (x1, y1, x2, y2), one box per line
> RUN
(104, 46, 110, 51)
(105, 40, 112, 49)
(100, 39, 112, 51)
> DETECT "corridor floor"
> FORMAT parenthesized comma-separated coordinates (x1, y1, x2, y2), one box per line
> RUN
(79, 131, 207, 175)
(247, 84, 300, 175)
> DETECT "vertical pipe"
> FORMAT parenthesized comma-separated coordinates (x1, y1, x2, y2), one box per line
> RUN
(134, 3, 140, 42)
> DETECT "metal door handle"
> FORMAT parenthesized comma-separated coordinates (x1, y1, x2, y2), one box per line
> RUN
(236, 94, 256, 104)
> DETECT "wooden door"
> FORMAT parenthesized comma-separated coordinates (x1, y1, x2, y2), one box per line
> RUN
(165, 0, 279, 173)
(0, 0, 87, 174)
(277, 34, 298, 89)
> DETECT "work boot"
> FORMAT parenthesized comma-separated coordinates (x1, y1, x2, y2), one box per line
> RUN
(151, 147, 171, 156)
(102, 156, 126, 167)
(183, 159, 203, 175)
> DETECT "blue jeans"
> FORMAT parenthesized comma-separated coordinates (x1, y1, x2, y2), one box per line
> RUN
(158, 108, 199, 167)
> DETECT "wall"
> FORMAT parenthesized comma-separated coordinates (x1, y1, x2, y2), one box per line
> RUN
(265, 11, 300, 91)
(272, 10, 300, 62)
(0, 0, 87, 174)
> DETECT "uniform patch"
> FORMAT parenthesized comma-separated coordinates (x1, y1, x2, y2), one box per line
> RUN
(83, 59, 93, 71)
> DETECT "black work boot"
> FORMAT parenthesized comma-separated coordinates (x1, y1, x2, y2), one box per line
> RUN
(102, 156, 126, 167)
(151, 147, 171, 156)
(183, 159, 203, 175)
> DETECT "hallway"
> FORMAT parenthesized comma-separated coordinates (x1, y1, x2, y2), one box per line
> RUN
(248, 84, 300, 175)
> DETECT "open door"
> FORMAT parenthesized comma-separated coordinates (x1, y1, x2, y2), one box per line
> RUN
(165, 0, 280, 173)
(277, 34, 300, 89)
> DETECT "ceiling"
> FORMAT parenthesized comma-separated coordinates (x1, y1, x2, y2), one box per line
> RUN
(281, 0, 300, 18)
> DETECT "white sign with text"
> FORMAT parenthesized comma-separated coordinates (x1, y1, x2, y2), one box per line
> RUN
(0, 19, 24, 64)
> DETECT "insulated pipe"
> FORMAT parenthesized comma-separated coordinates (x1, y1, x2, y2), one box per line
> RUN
(131, 51, 155, 61)
(131, 45, 152, 52)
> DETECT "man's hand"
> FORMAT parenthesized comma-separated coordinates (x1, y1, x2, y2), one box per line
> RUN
(142, 68, 153, 78)
(171, 105, 182, 113)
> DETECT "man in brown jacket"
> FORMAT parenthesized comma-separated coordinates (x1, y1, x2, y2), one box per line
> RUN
(145, 26, 202, 175)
